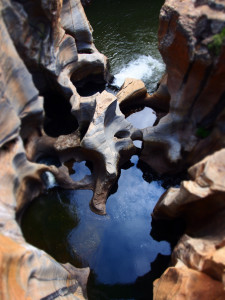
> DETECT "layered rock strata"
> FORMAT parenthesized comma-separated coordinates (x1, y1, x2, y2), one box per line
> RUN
(153, 149, 225, 299)
(1, 0, 225, 299)
(141, 0, 225, 174)
(149, 0, 225, 298)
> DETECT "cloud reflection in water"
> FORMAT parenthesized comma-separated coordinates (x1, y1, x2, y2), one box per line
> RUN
(67, 155, 170, 285)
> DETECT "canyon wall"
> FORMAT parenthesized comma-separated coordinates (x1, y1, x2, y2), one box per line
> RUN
(150, 0, 225, 299)
(0, 0, 143, 298)
(141, 0, 225, 175)
(0, 0, 107, 298)
(0, 0, 225, 299)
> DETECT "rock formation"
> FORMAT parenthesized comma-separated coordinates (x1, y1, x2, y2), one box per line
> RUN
(0, 0, 225, 299)
(0, 0, 110, 298)
(141, 0, 225, 175)
(148, 0, 225, 299)
(153, 149, 225, 299)
(0, 0, 145, 298)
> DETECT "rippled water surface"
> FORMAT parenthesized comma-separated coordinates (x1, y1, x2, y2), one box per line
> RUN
(86, 0, 165, 91)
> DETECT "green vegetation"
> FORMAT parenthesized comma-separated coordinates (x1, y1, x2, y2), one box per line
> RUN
(196, 127, 211, 139)
(208, 27, 225, 56)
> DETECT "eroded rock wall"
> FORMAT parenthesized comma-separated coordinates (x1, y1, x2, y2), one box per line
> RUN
(0, 0, 145, 298)
(149, 0, 225, 298)
(153, 149, 225, 299)
(0, 0, 110, 298)
(141, 0, 225, 174)
(1, 0, 225, 298)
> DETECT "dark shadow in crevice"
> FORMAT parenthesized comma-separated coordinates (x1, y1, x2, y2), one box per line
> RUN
(87, 253, 171, 300)
(75, 80, 106, 97)
(150, 218, 186, 250)
(137, 159, 188, 189)
(43, 90, 78, 137)
(37, 155, 61, 167)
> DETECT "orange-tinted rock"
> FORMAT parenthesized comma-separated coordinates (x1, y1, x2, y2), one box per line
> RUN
(153, 149, 225, 298)
(153, 266, 225, 300)
(0, 234, 89, 300)
(116, 76, 170, 118)
(141, 0, 225, 174)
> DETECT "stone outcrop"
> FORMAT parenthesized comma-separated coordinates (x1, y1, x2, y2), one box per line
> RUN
(141, 0, 225, 174)
(0, 0, 147, 298)
(116, 76, 170, 118)
(145, 0, 225, 298)
(153, 264, 225, 300)
(0, 0, 111, 298)
(152, 149, 225, 298)
(1, 0, 225, 299)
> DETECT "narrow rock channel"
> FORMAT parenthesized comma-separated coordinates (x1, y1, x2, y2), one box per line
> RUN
(0, 0, 225, 299)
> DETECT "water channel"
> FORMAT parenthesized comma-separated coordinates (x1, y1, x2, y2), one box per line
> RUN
(21, 1, 183, 299)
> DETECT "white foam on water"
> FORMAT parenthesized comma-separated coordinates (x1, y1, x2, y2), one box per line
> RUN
(113, 54, 165, 88)
(44, 171, 56, 189)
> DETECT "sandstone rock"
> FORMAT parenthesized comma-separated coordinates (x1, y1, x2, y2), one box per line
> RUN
(60, 0, 93, 53)
(153, 265, 225, 300)
(141, 0, 225, 174)
(153, 149, 225, 298)
(81, 90, 140, 214)
(0, 0, 112, 298)
(0, 233, 89, 300)
(153, 148, 225, 220)
(116, 76, 170, 118)
(116, 78, 147, 112)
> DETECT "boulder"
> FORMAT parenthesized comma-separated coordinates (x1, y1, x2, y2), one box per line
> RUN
(153, 265, 225, 300)
(153, 149, 225, 298)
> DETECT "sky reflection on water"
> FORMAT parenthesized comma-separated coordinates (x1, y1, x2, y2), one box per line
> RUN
(67, 155, 170, 285)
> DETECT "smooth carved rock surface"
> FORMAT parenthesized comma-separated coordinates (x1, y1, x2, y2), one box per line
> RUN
(141, 0, 225, 174)
(1, 0, 225, 299)
(0, 0, 148, 297)
(116, 76, 170, 118)
(153, 149, 225, 298)
(0, 0, 112, 298)
(81, 90, 140, 214)
(153, 265, 225, 300)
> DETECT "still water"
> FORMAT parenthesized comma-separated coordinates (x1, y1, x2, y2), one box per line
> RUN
(21, 1, 172, 299)
(22, 154, 171, 299)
